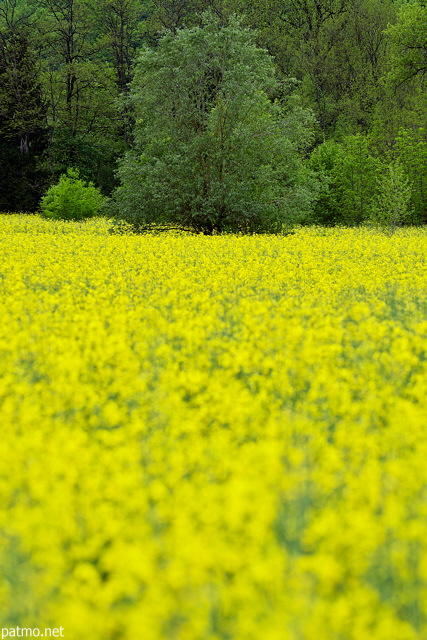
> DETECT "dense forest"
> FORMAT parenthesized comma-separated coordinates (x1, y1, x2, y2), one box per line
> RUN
(1, 0, 427, 227)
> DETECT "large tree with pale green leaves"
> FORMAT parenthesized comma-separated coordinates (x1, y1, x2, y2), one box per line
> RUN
(111, 13, 320, 234)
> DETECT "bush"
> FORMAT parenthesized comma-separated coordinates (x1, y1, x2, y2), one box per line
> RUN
(39, 168, 105, 221)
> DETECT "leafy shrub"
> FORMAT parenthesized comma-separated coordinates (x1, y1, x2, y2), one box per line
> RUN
(39, 168, 104, 221)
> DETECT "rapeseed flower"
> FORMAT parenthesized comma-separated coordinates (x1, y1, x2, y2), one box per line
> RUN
(0, 216, 426, 639)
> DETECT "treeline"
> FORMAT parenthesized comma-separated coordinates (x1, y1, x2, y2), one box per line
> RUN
(1, 0, 427, 226)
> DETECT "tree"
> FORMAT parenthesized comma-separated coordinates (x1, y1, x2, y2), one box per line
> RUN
(0, 0, 49, 211)
(110, 13, 319, 234)
(307, 139, 342, 225)
(97, 0, 150, 143)
(337, 134, 381, 224)
(370, 159, 412, 232)
(33, 0, 120, 188)
(308, 134, 381, 225)
(149, 0, 193, 32)
(99, 0, 146, 93)
(228, 0, 395, 137)
(386, 1, 427, 87)
(148, 0, 231, 33)
(369, 0, 427, 215)
(394, 128, 427, 224)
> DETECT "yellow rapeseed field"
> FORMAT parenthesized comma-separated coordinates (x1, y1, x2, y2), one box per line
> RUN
(1, 215, 427, 640)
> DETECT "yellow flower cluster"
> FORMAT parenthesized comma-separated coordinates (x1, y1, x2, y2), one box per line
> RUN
(0, 216, 426, 640)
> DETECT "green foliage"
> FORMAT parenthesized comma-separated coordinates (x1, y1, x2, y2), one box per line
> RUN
(0, 15, 50, 211)
(337, 134, 382, 224)
(395, 128, 427, 224)
(0, 33, 46, 147)
(230, 0, 394, 138)
(32, 0, 125, 188)
(370, 159, 413, 232)
(111, 14, 319, 234)
(370, 1, 427, 161)
(1, 0, 427, 223)
(385, 1, 427, 86)
(307, 140, 342, 225)
(39, 168, 105, 220)
(308, 134, 381, 225)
